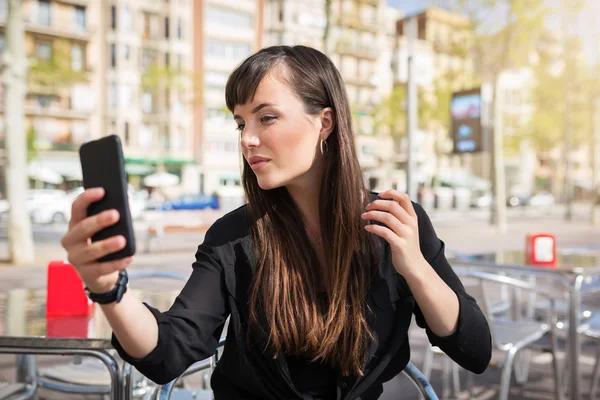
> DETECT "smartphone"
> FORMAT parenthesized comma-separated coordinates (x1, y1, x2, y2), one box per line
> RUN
(79, 135, 136, 262)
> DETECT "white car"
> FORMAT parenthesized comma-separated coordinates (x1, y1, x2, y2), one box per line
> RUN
(30, 187, 145, 224)
(0, 189, 66, 222)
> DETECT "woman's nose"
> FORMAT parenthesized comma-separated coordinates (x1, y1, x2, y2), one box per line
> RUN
(240, 130, 260, 149)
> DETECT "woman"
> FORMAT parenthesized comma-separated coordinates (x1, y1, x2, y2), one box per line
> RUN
(61, 46, 491, 400)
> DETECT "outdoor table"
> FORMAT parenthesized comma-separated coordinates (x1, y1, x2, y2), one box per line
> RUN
(0, 287, 180, 400)
(448, 250, 600, 400)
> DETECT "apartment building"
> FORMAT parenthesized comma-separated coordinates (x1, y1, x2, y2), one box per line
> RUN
(104, 0, 195, 189)
(328, 0, 383, 137)
(0, 0, 96, 183)
(263, 0, 326, 50)
(395, 7, 474, 89)
(193, 0, 263, 195)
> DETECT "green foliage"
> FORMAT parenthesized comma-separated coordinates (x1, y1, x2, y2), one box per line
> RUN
(141, 64, 202, 105)
(26, 125, 37, 162)
(27, 39, 87, 90)
(373, 78, 454, 139)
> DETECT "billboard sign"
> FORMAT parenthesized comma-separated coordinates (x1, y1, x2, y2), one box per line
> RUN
(451, 88, 483, 153)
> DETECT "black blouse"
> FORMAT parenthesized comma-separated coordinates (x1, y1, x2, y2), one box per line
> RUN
(112, 194, 492, 400)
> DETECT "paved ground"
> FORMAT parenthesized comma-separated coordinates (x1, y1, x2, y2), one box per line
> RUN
(0, 204, 599, 399)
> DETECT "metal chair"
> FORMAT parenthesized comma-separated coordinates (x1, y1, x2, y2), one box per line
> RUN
(36, 271, 190, 400)
(153, 357, 440, 400)
(453, 268, 563, 400)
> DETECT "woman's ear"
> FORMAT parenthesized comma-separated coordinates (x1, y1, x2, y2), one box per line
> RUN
(320, 107, 335, 140)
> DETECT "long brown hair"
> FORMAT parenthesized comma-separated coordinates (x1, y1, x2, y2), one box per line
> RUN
(225, 45, 379, 376)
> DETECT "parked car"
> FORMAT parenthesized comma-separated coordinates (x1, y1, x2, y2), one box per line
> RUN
(527, 191, 555, 207)
(30, 187, 145, 224)
(0, 189, 65, 222)
(157, 194, 219, 211)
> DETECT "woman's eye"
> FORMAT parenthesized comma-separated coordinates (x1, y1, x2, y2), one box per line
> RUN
(260, 115, 277, 124)
(236, 123, 245, 133)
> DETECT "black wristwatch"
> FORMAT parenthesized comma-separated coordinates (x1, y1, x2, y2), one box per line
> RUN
(85, 270, 129, 304)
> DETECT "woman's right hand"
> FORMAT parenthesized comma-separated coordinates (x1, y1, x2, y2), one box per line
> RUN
(60, 187, 133, 294)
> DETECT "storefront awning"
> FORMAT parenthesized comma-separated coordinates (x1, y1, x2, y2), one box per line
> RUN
(124, 156, 195, 166)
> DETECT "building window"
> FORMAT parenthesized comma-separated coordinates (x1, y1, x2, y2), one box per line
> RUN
(141, 50, 155, 71)
(140, 124, 153, 148)
(204, 71, 229, 88)
(0, 0, 7, 19)
(142, 91, 153, 113)
(38, 95, 51, 108)
(109, 82, 117, 108)
(36, 42, 52, 61)
(110, 43, 116, 68)
(207, 107, 228, 120)
(206, 39, 251, 60)
(74, 6, 86, 32)
(173, 129, 184, 149)
(161, 126, 170, 149)
(120, 84, 132, 108)
(143, 13, 160, 39)
(122, 7, 132, 33)
(164, 52, 170, 67)
(164, 16, 169, 38)
(71, 44, 83, 71)
(124, 45, 130, 60)
(110, 5, 117, 30)
(124, 122, 130, 145)
(177, 18, 182, 39)
(177, 53, 182, 69)
(38, 0, 51, 26)
(206, 5, 252, 29)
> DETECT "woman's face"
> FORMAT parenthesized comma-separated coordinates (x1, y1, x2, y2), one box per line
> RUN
(234, 72, 333, 191)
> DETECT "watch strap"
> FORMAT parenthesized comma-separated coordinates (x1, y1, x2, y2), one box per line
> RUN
(85, 270, 129, 304)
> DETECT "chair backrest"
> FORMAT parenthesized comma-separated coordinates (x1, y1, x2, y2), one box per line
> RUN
(149, 339, 439, 400)
(453, 267, 556, 350)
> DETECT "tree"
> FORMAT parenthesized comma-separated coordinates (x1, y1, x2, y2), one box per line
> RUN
(27, 39, 87, 91)
(2, 0, 34, 264)
(323, 0, 333, 54)
(451, 0, 549, 232)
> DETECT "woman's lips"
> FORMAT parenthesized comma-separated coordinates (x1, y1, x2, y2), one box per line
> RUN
(250, 160, 270, 171)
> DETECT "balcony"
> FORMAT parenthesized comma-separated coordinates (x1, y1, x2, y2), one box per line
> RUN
(337, 13, 378, 34)
(54, 0, 90, 6)
(23, 105, 90, 120)
(336, 40, 378, 61)
(0, 16, 94, 41)
(357, 0, 380, 6)
(344, 76, 377, 89)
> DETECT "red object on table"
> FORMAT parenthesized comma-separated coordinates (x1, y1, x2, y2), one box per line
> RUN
(46, 316, 90, 338)
(525, 233, 557, 267)
(46, 260, 95, 317)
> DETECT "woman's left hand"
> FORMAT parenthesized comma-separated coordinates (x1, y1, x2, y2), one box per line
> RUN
(362, 189, 426, 277)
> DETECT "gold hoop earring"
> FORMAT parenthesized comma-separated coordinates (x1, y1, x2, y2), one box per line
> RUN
(320, 139, 328, 155)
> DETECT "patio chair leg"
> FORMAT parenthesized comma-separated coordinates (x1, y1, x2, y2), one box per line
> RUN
(451, 362, 461, 399)
(466, 372, 474, 399)
(422, 347, 434, 380)
(442, 356, 452, 399)
(421, 347, 434, 400)
(550, 328, 563, 400)
(514, 349, 531, 385)
(499, 348, 518, 400)
(589, 343, 600, 400)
